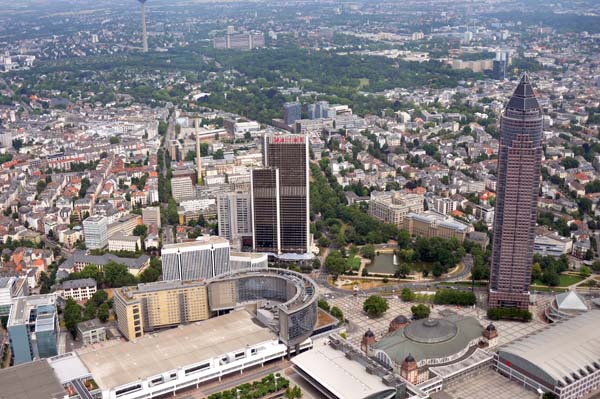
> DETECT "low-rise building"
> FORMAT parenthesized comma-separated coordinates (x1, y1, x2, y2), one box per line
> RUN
(534, 231, 573, 257)
(78, 319, 108, 346)
(107, 214, 142, 238)
(403, 211, 473, 242)
(108, 232, 141, 252)
(76, 310, 289, 399)
(59, 250, 150, 277)
(368, 191, 424, 226)
(292, 335, 405, 399)
(57, 278, 97, 302)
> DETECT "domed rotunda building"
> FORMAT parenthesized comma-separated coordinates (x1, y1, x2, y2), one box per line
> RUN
(369, 313, 485, 384)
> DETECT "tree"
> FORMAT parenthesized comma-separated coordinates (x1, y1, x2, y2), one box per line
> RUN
(560, 157, 579, 169)
(103, 261, 137, 287)
(432, 262, 444, 277)
(98, 303, 110, 323)
(585, 179, 600, 194)
(487, 308, 532, 322)
(83, 301, 97, 321)
(64, 298, 82, 338)
(318, 299, 330, 312)
(577, 198, 593, 215)
(401, 288, 415, 302)
(12, 138, 23, 151)
(79, 177, 91, 198)
(139, 265, 160, 282)
(411, 304, 431, 320)
(158, 120, 168, 136)
(167, 198, 179, 225)
(396, 263, 411, 278)
(36, 180, 47, 195)
(324, 251, 347, 276)
(361, 244, 375, 260)
(363, 295, 389, 317)
(433, 290, 476, 306)
(541, 269, 560, 286)
(133, 224, 148, 238)
(397, 229, 411, 249)
(109, 136, 120, 144)
(213, 149, 225, 160)
(531, 262, 543, 282)
(580, 265, 592, 278)
(91, 290, 108, 307)
(422, 143, 438, 156)
(330, 306, 344, 322)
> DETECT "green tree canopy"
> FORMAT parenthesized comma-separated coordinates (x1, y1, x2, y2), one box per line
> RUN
(411, 304, 431, 320)
(363, 295, 389, 317)
(64, 298, 82, 338)
(324, 251, 347, 276)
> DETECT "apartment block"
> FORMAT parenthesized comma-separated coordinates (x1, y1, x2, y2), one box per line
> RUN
(113, 280, 210, 340)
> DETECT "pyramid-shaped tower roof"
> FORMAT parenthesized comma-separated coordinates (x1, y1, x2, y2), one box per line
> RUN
(506, 73, 540, 111)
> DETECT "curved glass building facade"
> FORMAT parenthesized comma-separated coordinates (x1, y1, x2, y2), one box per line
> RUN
(207, 268, 318, 347)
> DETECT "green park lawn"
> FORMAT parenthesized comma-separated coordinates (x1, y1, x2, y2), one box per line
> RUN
(532, 273, 585, 288)
(348, 255, 361, 271)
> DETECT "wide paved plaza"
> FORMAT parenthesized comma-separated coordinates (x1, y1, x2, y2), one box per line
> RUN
(328, 293, 548, 348)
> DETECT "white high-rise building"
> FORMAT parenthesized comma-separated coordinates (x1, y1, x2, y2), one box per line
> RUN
(142, 206, 161, 228)
(161, 237, 230, 281)
(0, 277, 18, 316)
(217, 191, 252, 248)
(171, 176, 195, 202)
(83, 215, 108, 250)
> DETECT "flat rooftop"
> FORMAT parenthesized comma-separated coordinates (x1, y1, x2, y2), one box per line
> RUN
(292, 343, 397, 399)
(162, 236, 229, 251)
(8, 294, 56, 327)
(76, 310, 276, 391)
(0, 360, 66, 399)
(117, 279, 207, 301)
(230, 251, 267, 260)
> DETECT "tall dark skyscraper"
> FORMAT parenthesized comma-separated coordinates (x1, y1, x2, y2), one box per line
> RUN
(489, 74, 543, 310)
(251, 134, 310, 255)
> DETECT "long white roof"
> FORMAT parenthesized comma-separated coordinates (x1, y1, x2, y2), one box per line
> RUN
(292, 344, 396, 399)
(499, 310, 600, 387)
(77, 310, 275, 390)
